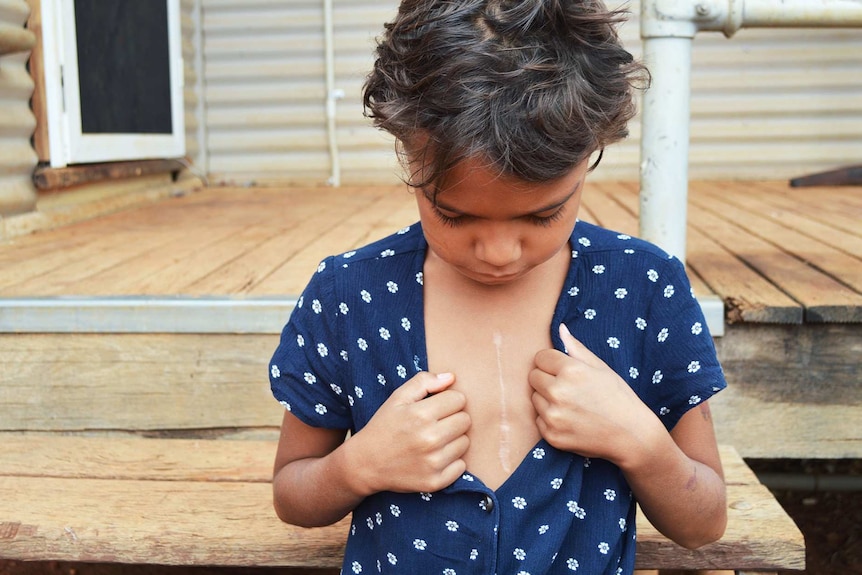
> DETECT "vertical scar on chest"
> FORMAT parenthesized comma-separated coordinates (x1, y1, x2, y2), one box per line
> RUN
(493, 330, 513, 473)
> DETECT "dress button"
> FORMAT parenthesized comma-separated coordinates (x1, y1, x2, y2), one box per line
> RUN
(481, 495, 494, 513)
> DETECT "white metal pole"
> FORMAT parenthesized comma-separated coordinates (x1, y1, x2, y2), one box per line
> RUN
(323, 0, 342, 187)
(739, 0, 862, 29)
(639, 36, 694, 261)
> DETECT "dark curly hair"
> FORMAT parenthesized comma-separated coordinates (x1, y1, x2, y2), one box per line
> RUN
(363, 0, 648, 192)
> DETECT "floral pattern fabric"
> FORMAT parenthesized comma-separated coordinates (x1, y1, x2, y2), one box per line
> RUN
(270, 221, 726, 575)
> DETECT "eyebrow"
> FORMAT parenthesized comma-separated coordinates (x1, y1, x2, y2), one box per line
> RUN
(433, 184, 580, 219)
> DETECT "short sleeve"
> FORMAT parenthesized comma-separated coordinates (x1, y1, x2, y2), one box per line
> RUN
(636, 256, 726, 430)
(269, 257, 353, 429)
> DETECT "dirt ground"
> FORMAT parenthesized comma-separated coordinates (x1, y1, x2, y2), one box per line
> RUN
(2, 459, 859, 575)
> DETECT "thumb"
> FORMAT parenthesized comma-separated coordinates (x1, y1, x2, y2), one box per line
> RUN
(559, 322, 582, 357)
(394, 371, 456, 404)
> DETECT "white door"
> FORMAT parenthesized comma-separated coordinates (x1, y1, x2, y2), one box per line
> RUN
(41, 0, 185, 168)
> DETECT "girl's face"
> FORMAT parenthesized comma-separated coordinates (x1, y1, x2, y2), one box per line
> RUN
(414, 155, 589, 287)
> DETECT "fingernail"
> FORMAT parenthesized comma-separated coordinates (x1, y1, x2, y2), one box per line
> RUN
(560, 323, 571, 338)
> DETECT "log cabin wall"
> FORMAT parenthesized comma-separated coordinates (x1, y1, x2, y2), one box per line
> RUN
(0, 0, 37, 216)
(199, 0, 862, 186)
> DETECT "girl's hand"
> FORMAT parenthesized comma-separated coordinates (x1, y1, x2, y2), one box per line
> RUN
(346, 372, 472, 495)
(529, 323, 663, 467)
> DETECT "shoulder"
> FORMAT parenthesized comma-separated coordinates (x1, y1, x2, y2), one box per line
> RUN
(323, 223, 424, 273)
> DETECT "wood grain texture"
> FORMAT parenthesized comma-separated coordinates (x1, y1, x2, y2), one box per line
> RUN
(0, 439, 803, 571)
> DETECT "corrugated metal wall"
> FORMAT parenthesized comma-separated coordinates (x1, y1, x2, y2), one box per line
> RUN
(200, 0, 862, 185)
(181, 0, 205, 170)
(0, 0, 37, 215)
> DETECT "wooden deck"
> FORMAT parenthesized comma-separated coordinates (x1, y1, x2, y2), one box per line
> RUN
(1, 180, 860, 325)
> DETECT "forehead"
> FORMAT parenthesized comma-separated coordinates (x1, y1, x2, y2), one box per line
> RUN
(428, 156, 585, 212)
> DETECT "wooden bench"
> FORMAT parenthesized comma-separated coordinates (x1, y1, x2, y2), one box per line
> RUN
(0, 333, 805, 573)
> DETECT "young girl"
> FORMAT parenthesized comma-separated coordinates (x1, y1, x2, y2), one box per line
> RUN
(269, 1, 728, 573)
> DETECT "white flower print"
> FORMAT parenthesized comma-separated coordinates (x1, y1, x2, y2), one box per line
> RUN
(375, 512, 383, 525)
(619, 518, 627, 530)
(657, 328, 669, 343)
(297, 296, 305, 308)
(339, 302, 349, 315)
(532, 447, 546, 459)
(343, 250, 356, 258)
(380, 249, 395, 257)
(415, 271, 424, 285)
(617, 234, 631, 240)
(568, 286, 580, 297)
(401, 317, 411, 331)
(314, 403, 327, 415)
(443, 569, 455, 575)
(604, 489, 617, 501)
(303, 372, 316, 384)
(584, 308, 596, 320)
(397, 225, 411, 234)
(366, 517, 374, 530)
(512, 496, 527, 509)
(413, 539, 427, 550)
(539, 524, 549, 535)
(311, 299, 322, 314)
(396, 364, 407, 378)
(688, 360, 701, 373)
(377, 374, 386, 385)
(567, 558, 579, 571)
(357, 338, 368, 351)
(360, 290, 372, 303)
(387, 553, 397, 565)
(387, 281, 398, 293)
(660, 406, 671, 415)
(279, 400, 291, 411)
(317, 261, 326, 273)
(330, 383, 342, 395)
(461, 473, 475, 482)
(607, 337, 620, 349)
(664, 284, 675, 298)
(390, 504, 401, 517)
(629, 367, 639, 379)
(379, 327, 390, 340)
(470, 549, 478, 560)
(689, 395, 702, 405)
(614, 288, 627, 299)
(592, 264, 605, 274)
(514, 548, 526, 560)
(420, 492, 432, 501)
(353, 386, 363, 398)
(692, 321, 703, 335)
(567, 501, 586, 519)
(647, 269, 659, 282)
(270, 364, 280, 378)
(445, 520, 459, 532)
(571, 249, 579, 259)
(317, 343, 328, 357)
(348, 395, 354, 407)
(340, 350, 348, 361)
(624, 248, 635, 254)
(598, 542, 610, 555)
(351, 560, 362, 573)
(584, 458, 591, 468)
(635, 317, 647, 330)
(551, 478, 563, 490)
(652, 370, 664, 384)
(578, 237, 591, 247)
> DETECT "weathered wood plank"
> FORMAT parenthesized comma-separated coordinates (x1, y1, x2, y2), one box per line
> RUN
(32, 160, 186, 191)
(689, 203, 862, 323)
(712, 323, 862, 459)
(750, 181, 862, 239)
(692, 182, 862, 296)
(0, 443, 803, 570)
(0, 333, 283, 431)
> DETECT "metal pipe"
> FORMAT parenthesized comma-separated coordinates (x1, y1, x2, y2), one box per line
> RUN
(323, 0, 342, 187)
(639, 0, 862, 261)
(639, 36, 693, 261)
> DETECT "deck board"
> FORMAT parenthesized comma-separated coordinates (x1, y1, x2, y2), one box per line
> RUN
(0, 180, 859, 324)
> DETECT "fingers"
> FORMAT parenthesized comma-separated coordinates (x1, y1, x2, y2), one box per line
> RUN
(391, 371, 456, 405)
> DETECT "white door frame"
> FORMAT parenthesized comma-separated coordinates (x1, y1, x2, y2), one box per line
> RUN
(41, 0, 185, 168)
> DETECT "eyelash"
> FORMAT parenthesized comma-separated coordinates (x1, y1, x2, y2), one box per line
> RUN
(432, 206, 566, 228)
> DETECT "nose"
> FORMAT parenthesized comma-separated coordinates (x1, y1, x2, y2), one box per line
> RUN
(474, 225, 522, 267)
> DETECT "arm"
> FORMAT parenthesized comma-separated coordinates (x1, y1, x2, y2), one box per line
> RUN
(273, 371, 472, 528)
(530, 323, 726, 549)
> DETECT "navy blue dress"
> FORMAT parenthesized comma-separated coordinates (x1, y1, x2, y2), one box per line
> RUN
(270, 221, 726, 575)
